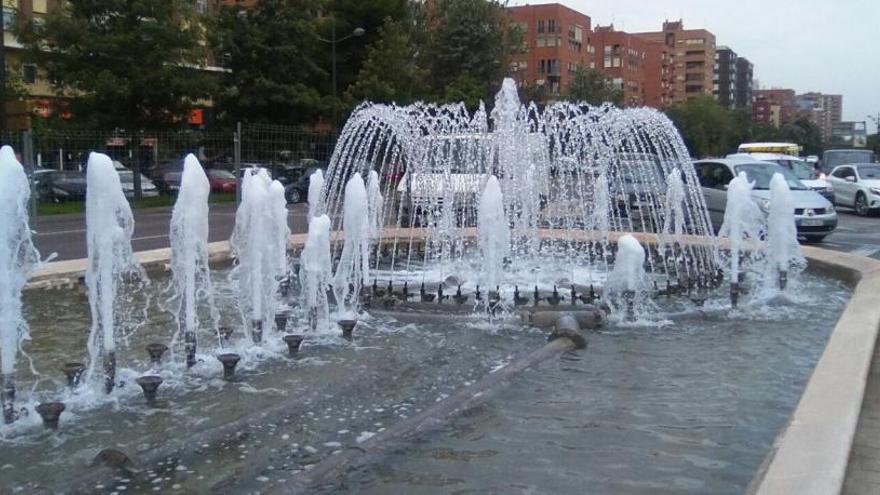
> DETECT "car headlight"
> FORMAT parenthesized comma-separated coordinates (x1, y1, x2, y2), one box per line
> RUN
(870, 187, 880, 196)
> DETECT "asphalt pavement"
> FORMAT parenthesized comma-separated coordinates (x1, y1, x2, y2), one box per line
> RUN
(31, 202, 880, 262)
(33, 202, 311, 262)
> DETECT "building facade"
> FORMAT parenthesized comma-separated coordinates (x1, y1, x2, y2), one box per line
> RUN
(796, 92, 842, 143)
(507, 3, 593, 96)
(591, 25, 650, 107)
(734, 57, 753, 108)
(634, 20, 717, 104)
(752, 88, 796, 126)
(713, 46, 737, 108)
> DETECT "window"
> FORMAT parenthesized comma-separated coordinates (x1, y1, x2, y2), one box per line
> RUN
(537, 20, 545, 34)
(685, 61, 704, 69)
(684, 38, 705, 45)
(548, 19, 556, 33)
(695, 163, 733, 189)
(22, 64, 36, 84)
(2, 7, 15, 30)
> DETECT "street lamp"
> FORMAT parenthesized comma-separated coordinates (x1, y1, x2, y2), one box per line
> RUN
(317, 21, 365, 127)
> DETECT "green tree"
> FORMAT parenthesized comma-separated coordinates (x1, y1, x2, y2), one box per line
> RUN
(665, 96, 735, 158)
(211, 0, 326, 125)
(17, 0, 213, 130)
(346, 17, 427, 105)
(780, 118, 824, 156)
(421, 0, 520, 105)
(563, 65, 623, 106)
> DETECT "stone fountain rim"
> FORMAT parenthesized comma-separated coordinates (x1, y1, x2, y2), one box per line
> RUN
(26, 229, 880, 493)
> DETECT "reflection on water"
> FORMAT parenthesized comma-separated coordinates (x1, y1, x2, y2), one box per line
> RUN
(2, 270, 850, 494)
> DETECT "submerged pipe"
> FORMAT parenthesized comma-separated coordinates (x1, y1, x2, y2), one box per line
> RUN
(1, 373, 15, 424)
(271, 317, 587, 494)
(103, 351, 116, 394)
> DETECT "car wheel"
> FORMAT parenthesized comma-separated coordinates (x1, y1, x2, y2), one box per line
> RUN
(855, 192, 869, 216)
(803, 235, 827, 243)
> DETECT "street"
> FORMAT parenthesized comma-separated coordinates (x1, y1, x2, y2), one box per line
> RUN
(31, 203, 880, 262)
(33, 202, 311, 262)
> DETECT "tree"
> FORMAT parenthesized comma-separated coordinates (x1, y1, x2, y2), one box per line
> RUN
(346, 17, 427, 106)
(780, 118, 824, 156)
(421, 0, 520, 105)
(17, 0, 213, 130)
(211, 0, 327, 125)
(665, 96, 736, 158)
(563, 66, 623, 106)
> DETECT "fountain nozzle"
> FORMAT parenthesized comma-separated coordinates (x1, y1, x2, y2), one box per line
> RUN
(217, 353, 241, 380)
(251, 319, 263, 344)
(283, 334, 305, 357)
(35, 402, 65, 430)
(62, 362, 86, 388)
(338, 319, 357, 339)
(778, 270, 788, 290)
(275, 312, 289, 333)
(135, 375, 163, 405)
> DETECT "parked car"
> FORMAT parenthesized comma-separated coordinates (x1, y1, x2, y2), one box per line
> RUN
(693, 158, 837, 242)
(285, 167, 325, 204)
(727, 152, 834, 202)
(821, 149, 876, 173)
(206, 168, 238, 193)
(611, 152, 666, 216)
(35, 170, 88, 202)
(111, 161, 159, 198)
(827, 163, 880, 216)
(149, 160, 185, 193)
(31, 168, 54, 201)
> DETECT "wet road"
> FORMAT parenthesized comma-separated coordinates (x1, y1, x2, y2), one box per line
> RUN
(31, 202, 880, 262)
(33, 202, 311, 261)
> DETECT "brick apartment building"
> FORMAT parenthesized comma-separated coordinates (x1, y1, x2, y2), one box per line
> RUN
(752, 88, 796, 126)
(591, 25, 650, 107)
(507, 3, 593, 96)
(634, 20, 716, 104)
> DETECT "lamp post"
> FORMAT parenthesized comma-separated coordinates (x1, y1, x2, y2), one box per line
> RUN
(317, 20, 365, 127)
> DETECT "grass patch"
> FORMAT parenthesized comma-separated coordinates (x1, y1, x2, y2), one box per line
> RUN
(36, 192, 237, 216)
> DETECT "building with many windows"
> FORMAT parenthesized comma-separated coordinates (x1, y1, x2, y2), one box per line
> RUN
(591, 25, 650, 107)
(734, 57, 753, 108)
(797, 92, 843, 143)
(634, 20, 717, 104)
(713, 46, 737, 108)
(752, 88, 796, 126)
(507, 3, 593, 96)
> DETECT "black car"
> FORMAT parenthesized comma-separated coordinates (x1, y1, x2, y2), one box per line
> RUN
(36, 170, 88, 202)
(284, 167, 324, 204)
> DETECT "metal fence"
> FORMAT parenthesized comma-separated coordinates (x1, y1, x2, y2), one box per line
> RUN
(0, 124, 338, 213)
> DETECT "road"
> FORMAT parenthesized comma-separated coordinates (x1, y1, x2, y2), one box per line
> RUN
(31, 203, 880, 262)
(33, 202, 311, 262)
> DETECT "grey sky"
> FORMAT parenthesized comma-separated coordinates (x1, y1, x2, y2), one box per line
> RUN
(510, 0, 880, 133)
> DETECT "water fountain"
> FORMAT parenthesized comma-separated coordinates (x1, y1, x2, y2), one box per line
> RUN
(767, 172, 804, 291)
(299, 214, 332, 331)
(718, 171, 764, 307)
(0, 146, 40, 423)
(477, 175, 509, 289)
(307, 168, 325, 220)
(168, 154, 217, 368)
(84, 152, 145, 393)
(332, 173, 370, 316)
(230, 168, 289, 344)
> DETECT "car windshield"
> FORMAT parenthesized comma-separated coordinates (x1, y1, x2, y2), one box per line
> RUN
(824, 150, 875, 168)
(56, 171, 85, 181)
(777, 159, 816, 180)
(858, 165, 880, 179)
(616, 154, 665, 184)
(734, 163, 807, 190)
(209, 169, 236, 179)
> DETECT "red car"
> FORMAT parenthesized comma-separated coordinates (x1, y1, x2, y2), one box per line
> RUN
(206, 169, 238, 193)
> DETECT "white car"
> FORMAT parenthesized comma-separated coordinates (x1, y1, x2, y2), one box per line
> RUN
(827, 163, 880, 216)
(727, 152, 833, 202)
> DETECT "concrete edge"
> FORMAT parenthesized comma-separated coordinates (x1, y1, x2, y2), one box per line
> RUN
(25, 230, 880, 495)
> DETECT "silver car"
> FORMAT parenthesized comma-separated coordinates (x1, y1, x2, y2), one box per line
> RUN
(693, 158, 837, 242)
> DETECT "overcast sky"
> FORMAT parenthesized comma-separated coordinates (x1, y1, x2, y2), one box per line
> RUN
(510, 0, 880, 133)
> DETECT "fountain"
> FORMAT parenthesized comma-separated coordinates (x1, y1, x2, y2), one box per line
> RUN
(767, 172, 804, 291)
(332, 174, 370, 315)
(230, 168, 289, 343)
(478, 175, 509, 290)
(299, 214, 332, 331)
(307, 168, 325, 220)
(168, 154, 217, 368)
(84, 152, 145, 394)
(604, 234, 647, 320)
(718, 171, 764, 307)
(0, 146, 40, 423)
